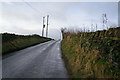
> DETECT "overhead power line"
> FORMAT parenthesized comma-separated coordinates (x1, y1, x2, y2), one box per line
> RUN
(23, 0, 40, 14)
(23, 0, 50, 37)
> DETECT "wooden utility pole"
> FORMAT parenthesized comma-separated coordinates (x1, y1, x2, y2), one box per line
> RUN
(46, 15, 49, 37)
(42, 17, 45, 37)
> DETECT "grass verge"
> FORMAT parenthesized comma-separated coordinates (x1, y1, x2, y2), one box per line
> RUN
(2, 33, 52, 55)
(61, 27, 120, 78)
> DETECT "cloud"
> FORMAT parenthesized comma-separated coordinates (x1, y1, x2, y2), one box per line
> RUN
(0, 2, 118, 39)
(0, 0, 119, 2)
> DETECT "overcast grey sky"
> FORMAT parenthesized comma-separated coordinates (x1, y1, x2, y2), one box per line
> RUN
(0, 1, 118, 40)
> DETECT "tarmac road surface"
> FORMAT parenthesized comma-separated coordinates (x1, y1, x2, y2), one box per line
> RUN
(2, 40, 68, 78)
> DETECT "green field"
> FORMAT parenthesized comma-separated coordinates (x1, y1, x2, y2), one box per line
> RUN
(61, 27, 120, 78)
(2, 33, 52, 54)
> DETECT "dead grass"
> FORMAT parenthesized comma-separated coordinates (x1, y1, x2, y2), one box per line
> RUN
(61, 27, 120, 78)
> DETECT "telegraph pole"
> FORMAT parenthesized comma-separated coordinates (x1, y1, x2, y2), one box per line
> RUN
(102, 13, 108, 30)
(42, 17, 45, 37)
(102, 14, 105, 29)
(46, 15, 49, 37)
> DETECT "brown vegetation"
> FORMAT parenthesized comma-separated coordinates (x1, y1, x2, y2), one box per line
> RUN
(61, 27, 120, 78)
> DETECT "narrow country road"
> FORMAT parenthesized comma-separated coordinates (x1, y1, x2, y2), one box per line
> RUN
(2, 40, 68, 78)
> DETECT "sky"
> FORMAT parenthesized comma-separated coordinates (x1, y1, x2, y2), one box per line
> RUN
(0, 1, 118, 40)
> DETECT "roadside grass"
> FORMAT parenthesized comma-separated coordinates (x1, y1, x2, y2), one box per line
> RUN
(2, 33, 52, 54)
(61, 27, 120, 78)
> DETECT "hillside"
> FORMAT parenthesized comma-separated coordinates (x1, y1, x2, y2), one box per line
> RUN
(2, 33, 52, 54)
(61, 27, 120, 78)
